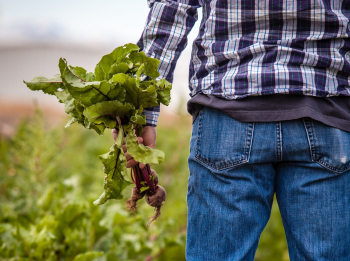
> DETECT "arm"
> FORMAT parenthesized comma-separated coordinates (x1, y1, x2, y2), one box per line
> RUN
(114, 0, 202, 168)
(139, 0, 203, 127)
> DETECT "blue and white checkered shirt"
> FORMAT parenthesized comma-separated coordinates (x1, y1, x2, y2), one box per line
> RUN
(138, 0, 350, 126)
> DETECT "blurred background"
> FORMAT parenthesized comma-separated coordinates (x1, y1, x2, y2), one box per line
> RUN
(0, 0, 289, 260)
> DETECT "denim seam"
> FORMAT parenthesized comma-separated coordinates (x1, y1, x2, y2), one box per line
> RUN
(196, 108, 204, 159)
(276, 121, 283, 162)
(195, 110, 254, 171)
(193, 156, 250, 172)
(317, 160, 350, 174)
(245, 123, 255, 163)
(304, 118, 350, 174)
(303, 118, 316, 161)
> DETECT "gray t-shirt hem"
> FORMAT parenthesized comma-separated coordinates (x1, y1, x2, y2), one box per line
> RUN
(187, 93, 350, 133)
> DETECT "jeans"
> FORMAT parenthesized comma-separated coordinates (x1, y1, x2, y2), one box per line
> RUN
(186, 106, 350, 261)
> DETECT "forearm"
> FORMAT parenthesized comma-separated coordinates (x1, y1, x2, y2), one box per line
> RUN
(139, 0, 202, 126)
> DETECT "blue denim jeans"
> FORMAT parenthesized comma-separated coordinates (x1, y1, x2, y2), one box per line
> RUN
(186, 106, 350, 261)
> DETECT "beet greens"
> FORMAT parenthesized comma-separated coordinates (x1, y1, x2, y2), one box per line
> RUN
(24, 43, 171, 224)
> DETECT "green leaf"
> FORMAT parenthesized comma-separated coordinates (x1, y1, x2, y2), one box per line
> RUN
(69, 66, 95, 81)
(125, 127, 164, 164)
(94, 145, 132, 205)
(93, 178, 131, 205)
(23, 74, 64, 95)
(94, 64, 105, 82)
(90, 122, 106, 135)
(130, 114, 146, 125)
(129, 51, 160, 78)
(83, 118, 106, 135)
(55, 89, 84, 118)
(123, 77, 158, 109)
(55, 89, 86, 129)
(83, 100, 134, 129)
(110, 73, 128, 85)
(156, 78, 172, 106)
(106, 85, 126, 101)
(135, 64, 145, 88)
(60, 58, 126, 106)
(73, 251, 104, 261)
(140, 186, 150, 193)
(60, 58, 109, 106)
(98, 145, 125, 177)
(65, 117, 78, 128)
(109, 62, 130, 77)
(115, 125, 124, 148)
(94, 43, 139, 81)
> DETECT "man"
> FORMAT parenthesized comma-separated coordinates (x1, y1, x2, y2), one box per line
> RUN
(114, 0, 350, 260)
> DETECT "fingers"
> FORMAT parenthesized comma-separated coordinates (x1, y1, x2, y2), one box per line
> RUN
(139, 163, 146, 169)
(121, 137, 143, 153)
(127, 159, 138, 168)
(125, 160, 145, 169)
(111, 128, 148, 169)
(111, 128, 118, 142)
(121, 137, 144, 168)
(141, 126, 157, 148)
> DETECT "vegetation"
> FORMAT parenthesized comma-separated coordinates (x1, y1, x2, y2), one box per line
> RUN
(0, 110, 289, 260)
(23, 43, 172, 211)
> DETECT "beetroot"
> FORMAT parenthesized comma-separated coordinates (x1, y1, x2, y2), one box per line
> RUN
(125, 186, 145, 213)
(145, 185, 166, 227)
(127, 165, 166, 226)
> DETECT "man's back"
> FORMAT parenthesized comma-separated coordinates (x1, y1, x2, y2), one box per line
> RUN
(139, 0, 350, 99)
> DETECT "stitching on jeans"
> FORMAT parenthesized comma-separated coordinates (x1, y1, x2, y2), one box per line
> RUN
(195, 108, 254, 171)
(195, 108, 204, 159)
(278, 122, 283, 161)
(309, 119, 319, 160)
(317, 159, 350, 174)
(194, 157, 249, 172)
(304, 118, 350, 174)
(277, 122, 283, 162)
(246, 123, 255, 161)
(303, 118, 315, 161)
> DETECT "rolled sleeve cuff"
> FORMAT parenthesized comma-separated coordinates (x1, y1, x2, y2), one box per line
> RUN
(143, 106, 160, 127)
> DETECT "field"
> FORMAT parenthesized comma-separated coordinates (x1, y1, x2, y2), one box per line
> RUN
(0, 109, 289, 260)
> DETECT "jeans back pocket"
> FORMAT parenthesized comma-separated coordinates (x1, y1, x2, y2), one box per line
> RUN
(195, 106, 254, 171)
(304, 118, 350, 174)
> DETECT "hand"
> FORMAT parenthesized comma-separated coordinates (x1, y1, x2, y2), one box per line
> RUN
(111, 126, 157, 168)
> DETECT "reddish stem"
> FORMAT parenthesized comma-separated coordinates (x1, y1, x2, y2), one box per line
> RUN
(141, 167, 155, 193)
(131, 164, 156, 194)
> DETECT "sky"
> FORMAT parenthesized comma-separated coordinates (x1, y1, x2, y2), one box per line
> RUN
(0, 0, 202, 113)
(0, 0, 151, 46)
(0, 0, 201, 49)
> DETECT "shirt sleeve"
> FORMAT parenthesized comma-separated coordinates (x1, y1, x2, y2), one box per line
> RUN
(137, 0, 203, 127)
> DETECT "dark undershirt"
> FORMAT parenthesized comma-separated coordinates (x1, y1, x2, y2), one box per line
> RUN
(187, 93, 350, 133)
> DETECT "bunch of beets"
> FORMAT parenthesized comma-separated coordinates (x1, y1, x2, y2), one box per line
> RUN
(24, 43, 171, 226)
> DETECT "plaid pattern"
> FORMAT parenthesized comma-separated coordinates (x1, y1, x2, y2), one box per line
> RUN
(139, 0, 350, 126)
(142, 106, 160, 127)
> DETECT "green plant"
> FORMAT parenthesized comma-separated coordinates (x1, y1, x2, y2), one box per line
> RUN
(23, 43, 172, 225)
(0, 110, 186, 261)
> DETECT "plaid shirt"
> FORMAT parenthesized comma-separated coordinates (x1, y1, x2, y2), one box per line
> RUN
(138, 0, 350, 126)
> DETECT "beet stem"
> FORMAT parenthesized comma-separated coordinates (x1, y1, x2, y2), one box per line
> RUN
(135, 166, 143, 191)
(141, 167, 155, 193)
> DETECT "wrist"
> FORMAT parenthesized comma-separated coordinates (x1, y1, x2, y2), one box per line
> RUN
(141, 125, 157, 148)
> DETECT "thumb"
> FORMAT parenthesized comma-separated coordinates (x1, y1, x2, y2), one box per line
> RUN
(111, 128, 118, 142)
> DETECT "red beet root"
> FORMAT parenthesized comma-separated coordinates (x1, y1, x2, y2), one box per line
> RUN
(145, 185, 166, 227)
(125, 186, 145, 213)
